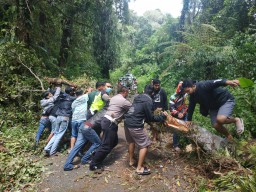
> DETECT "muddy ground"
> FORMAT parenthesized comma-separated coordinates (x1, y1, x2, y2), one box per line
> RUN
(37, 123, 204, 192)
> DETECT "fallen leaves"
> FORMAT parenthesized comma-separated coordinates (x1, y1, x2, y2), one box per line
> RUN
(104, 176, 108, 183)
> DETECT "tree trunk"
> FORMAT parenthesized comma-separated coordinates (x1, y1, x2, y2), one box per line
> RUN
(58, 17, 73, 69)
(93, 0, 116, 79)
(165, 115, 226, 153)
(178, 0, 190, 42)
(16, 0, 33, 46)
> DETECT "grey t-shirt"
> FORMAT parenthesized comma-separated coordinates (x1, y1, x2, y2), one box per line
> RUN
(105, 94, 132, 123)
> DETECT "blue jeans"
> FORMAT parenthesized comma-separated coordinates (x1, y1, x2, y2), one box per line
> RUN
(44, 116, 69, 155)
(71, 120, 85, 138)
(49, 115, 57, 133)
(35, 117, 50, 144)
(64, 124, 101, 171)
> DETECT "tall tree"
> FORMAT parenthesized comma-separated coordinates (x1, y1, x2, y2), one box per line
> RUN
(178, 0, 190, 42)
(58, 1, 76, 69)
(92, 0, 119, 79)
(114, 0, 130, 24)
(16, 0, 34, 46)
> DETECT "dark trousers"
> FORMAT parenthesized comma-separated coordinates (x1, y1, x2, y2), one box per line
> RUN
(90, 117, 118, 167)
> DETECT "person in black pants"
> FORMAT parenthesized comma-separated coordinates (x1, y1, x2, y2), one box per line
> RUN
(89, 118, 118, 170)
(89, 86, 131, 171)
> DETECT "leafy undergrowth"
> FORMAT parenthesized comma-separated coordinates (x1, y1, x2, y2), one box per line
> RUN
(182, 140, 256, 191)
(0, 117, 44, 191)
(158, 129, 256, 191)
(209, 140, 256, 192)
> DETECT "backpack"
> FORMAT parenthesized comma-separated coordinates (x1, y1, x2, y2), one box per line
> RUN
(43, 106, 54, 116)
(49, 97, 62, 117)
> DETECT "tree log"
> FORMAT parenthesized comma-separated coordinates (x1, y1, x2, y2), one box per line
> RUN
(165, 115, 227, 153)
(44, 77, 77, 88)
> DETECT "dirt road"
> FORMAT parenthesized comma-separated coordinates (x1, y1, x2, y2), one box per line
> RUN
(38, 124, 200, 192)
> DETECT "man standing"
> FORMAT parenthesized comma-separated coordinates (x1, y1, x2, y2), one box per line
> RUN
(151, 79, 168, 142)
(182, 79, 244, 141)
(124, 86, 168, 175)
(89, 86, 131, 171)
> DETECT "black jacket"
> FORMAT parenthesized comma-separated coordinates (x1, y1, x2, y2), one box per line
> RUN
(48, 96, 62, 117)
(152, 88, 168, 111)
(56, 93, 76, 117)
(124, 94, 166, 128)
(187, 79, 234, 121)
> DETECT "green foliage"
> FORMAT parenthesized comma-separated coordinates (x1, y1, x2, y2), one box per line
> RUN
(0, 0, 255, 191)
(236, 141, 256, 168)
(212, 171, 244, 191)
(231, 83, 256, 138)
(0, 42, 44, 109)
(230, 32, 256, 80)
(212, 167, 256, 192)
(237, 171, 256, 192)
(238, 78, 254, 88)
(0, 110, 43, 191)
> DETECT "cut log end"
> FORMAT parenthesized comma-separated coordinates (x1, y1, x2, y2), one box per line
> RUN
(164, 115, 189, 132)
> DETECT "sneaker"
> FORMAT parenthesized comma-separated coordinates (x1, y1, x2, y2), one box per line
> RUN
(72, 156, 81, 164)
(89, 165, 98, 171)
(174, 146, 181, 152)
(89, 165, 104, 172)
(236, 118, 244, 135)
(44, 150, 50, 157)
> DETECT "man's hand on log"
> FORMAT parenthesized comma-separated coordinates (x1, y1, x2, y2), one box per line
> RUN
(178, 113, 184, 119)
(162, 111, 169, 117)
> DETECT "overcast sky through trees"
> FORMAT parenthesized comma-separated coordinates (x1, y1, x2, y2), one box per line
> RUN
(129, 0, 183, 17)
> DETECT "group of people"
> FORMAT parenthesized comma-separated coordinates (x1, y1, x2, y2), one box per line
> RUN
(34, 78, 244, 175)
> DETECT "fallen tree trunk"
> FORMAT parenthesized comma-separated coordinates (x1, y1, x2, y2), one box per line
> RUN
(164, 115, 227, 153)
(44, 77, 77, 88)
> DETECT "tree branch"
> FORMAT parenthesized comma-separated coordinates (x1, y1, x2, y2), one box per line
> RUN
(19, 89, 46, 92)
(18, 55, 45, 91)
(25, 0, 32, 14)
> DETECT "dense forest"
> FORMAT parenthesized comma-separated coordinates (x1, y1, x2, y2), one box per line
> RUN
(0, 0, 256, 191)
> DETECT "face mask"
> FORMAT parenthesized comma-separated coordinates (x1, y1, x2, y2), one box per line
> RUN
(106, 87, 112, 93)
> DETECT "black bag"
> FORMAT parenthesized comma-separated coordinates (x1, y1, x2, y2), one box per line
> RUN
(49, 98, 62, 117)
(44, 106, 54, 116)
